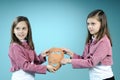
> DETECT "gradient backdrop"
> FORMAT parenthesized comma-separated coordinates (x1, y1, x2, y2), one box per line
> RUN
(0, 0, 120, 80)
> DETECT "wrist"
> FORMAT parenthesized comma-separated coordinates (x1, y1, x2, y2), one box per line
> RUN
(68, 59, 71, 63)
(70, 53, 73, 57)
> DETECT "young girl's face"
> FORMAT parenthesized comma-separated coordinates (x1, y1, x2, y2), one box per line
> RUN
(87, 17, 101, 38)
(14, 21, 28, 41)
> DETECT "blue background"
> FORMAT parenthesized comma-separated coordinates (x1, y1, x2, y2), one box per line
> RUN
(0, 0, 120, 80)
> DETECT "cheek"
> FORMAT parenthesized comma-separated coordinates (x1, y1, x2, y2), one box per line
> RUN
(24, 30, 28, 34)
(97, 26, 101, 31)
(25, 32, 28, 37)
(25, 31, 28, 34)
(87, 26, 90, 30)
(13, 30, 17, 35)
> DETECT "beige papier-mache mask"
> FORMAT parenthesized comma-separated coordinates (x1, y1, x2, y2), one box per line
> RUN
(48, 48, 64, 71)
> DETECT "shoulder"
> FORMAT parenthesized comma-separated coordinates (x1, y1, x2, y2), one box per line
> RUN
(9, 42, 22, 50)
(100, 35, 110, 43)
(9, 43, 22, 55)
(98, 35, 111, 47)
(10, 42, 19, 47)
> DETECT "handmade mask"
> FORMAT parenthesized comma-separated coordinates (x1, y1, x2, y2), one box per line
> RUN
(48, 48, 64, 71)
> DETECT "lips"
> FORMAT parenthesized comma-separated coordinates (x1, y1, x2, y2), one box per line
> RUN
(89, 29, 93, 32)
(17, 33, 26, 39)
(18, 34, 24, 37)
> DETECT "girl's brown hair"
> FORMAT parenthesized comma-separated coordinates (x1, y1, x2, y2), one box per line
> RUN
(86, 9, 112, 46)
(10, 16, 34, 50)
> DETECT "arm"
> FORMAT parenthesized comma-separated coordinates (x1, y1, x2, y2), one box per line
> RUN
(61, 48, 84, 64)
(72, 41, 110, 68)
(34, 49, 50, 64)
(9, 44, 47, 74)
(62, 45, 89, 59)
(72, 44, 90, 59)
(34, 53, 46, 64)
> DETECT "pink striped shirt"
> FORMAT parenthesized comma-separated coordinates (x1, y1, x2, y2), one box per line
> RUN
(72, 35, 113, 68)
(8, 42, 47, 74)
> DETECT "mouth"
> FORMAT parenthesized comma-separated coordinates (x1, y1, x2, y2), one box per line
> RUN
(18, 34, 25, 38)
(89, 30, 93, 32)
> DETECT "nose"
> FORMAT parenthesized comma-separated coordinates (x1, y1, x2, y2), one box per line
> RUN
(88, 24, 92, 29)
(19, 29, 24, 33)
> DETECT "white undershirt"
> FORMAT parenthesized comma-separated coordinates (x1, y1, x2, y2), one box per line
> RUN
(89, 65, 113, 80)
(12, 69, 35, 80)
(11, 60, 35, 80)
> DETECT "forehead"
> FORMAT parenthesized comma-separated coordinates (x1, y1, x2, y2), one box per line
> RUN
(87, 17, 99, 23)
(16, 21, 27, 27)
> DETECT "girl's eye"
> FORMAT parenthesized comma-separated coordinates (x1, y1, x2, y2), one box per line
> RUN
(15, 27, 20, 30)
(91, 23, 95, 25)
(23, 27, 26, 30)
(22, 27, 28, 30)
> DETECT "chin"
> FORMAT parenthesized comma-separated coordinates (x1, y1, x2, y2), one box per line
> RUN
(90, 33, 94, 35)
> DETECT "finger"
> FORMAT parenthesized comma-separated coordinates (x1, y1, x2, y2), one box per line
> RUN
(51, 69, 56, 73)
(63, 50, 67, 53)
(46, 51, 50, 55)
(50, 69, 55, 73)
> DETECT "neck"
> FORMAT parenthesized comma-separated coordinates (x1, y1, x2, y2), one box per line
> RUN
(20, 39, 26, 42)
(93, 34, 97, 38)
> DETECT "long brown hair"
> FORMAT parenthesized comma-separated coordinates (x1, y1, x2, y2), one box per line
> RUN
(10, 16, 34, 50)
(85, 9, 112, 46)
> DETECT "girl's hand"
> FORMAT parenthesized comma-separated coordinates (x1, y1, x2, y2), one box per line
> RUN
(61, 48, 74, 57)
(47, 65, 56, 73)
(61, 58, 71, 65)
(41, 49, 50, 57)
